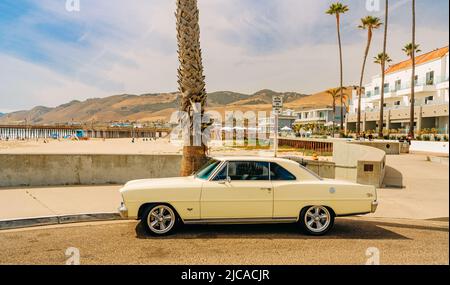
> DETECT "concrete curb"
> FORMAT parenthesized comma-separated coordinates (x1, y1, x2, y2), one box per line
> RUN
(0, 212, 122, 230)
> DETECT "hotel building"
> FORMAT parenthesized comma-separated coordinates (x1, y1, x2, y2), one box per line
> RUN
(346, 46, 449, 134)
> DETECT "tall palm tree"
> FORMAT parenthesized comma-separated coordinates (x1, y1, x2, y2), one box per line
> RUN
(176, 0, 208, 176)
(403, 42, 421, 138)
(405, 0, 419, 138)
(378, 0, 389, 138)
(326, 2, 349, 132)
(374, 53, 392, 136)
(356, 16, 382, 136)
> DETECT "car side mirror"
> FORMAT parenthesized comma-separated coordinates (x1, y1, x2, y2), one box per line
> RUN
(218, 176, 231, 184)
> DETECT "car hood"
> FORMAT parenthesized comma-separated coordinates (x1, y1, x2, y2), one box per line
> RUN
(121, 176, 197, 192)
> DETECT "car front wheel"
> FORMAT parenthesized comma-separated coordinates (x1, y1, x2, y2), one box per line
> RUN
(143, 204, 178, 236)
(300, 205, 335, 236)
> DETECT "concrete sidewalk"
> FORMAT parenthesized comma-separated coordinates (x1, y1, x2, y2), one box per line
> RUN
(0, 185, 122, 221)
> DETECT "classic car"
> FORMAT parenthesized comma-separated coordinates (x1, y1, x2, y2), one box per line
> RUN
(118, 156, 378, 236)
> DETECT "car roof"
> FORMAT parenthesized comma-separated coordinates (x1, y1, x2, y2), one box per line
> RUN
(212, 156, 295, 164)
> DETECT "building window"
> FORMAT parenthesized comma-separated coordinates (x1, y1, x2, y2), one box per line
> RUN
(364, 164, 374, 172)
(366, 91, 372, 97)
(395, 80, 401, 91)
(426, 71, 435, 85)
(414, 75, 419, 86)
(394, 101, 401, 106)
(425, 96, 434, 104)
(374, 87, 380, 95)
(383, 83, 390, 93)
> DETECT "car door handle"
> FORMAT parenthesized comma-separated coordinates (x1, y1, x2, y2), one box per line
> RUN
(260, 187, 272, 191)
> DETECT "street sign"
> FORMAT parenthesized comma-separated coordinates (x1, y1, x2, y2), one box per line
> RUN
(272, 96, 283, 158)
(272, 96, 283, 109)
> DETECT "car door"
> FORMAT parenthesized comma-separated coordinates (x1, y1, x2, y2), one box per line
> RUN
(200, 161, 273, 220)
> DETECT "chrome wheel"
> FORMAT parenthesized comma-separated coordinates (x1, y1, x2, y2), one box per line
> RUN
(147, 205, 176, 235)
(304, 206, 331, 233)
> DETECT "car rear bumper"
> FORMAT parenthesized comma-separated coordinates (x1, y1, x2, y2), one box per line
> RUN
(118, 202, 129, 219)
(371, 201, 379, 213)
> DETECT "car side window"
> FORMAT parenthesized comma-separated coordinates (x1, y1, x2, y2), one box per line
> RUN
(228, 161, 270, 181)
(270, 163, 296, 181)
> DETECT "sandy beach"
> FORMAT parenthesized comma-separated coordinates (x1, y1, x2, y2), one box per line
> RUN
(0, 138, 332, 161)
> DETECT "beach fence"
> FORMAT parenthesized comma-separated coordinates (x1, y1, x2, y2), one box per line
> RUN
(278, 138, 333, 154)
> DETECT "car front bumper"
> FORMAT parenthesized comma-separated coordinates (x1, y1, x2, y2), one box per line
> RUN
(371, 201, 379, 213)
(118, 202, 129, 219)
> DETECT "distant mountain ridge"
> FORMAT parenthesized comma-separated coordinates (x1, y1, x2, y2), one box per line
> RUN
(0, 89, 308, 124)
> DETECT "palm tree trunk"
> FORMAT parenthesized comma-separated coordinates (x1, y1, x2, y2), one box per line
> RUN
(409, 0, 416, 138)
(336, 15, 344, 132)
(357, 29, 373, 137)
(176, 0, 208, 176)
(332, 100, 336, 137)
(379, 0, 389, 138)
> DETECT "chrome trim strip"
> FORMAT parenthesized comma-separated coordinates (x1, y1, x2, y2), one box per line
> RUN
(183, 217, 297, 225)
(207, 160, 227, 181)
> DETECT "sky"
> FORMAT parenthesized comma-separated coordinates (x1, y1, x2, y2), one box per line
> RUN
(0, 0, 448, 113)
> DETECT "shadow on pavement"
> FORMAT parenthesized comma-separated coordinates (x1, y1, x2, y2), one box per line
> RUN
(133, 218, 436, 240)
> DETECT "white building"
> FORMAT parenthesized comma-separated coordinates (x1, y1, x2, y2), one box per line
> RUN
(295, 106, 346, 126)
(347, 46, 449, 134)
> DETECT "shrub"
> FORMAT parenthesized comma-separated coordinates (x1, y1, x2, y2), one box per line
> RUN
(423, 135, 431, 141)
(416, 135, 422, 141)
(444, 135, 449, 142)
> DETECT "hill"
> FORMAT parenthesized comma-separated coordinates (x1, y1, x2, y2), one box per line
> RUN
(0, 90, 308, 124)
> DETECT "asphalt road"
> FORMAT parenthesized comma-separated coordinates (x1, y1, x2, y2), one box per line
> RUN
(0, 217, 448, 265)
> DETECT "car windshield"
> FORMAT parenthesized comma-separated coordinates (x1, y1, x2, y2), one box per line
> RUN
(195, 159, 220, 180)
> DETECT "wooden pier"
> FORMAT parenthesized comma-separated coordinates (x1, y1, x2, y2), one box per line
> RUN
(0, 125, 171, 139)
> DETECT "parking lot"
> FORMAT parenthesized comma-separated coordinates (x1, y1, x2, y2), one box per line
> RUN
(0, 217, 448, 265)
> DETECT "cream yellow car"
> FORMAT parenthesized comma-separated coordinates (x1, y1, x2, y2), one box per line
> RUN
(118, 156, 378, 236)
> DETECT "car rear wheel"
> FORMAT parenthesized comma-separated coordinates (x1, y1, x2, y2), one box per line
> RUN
(143, 204, 178, 236)
(300, 206, 334, 236)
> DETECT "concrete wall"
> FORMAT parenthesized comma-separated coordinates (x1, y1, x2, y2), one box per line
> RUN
(349, 141, 401, 155)
(0, 154, 182, 187)
(1, 147, 385, 187)
(333, 142, 386, 187)
(410, 141, 449, 154)
(304, 160, 335, 179)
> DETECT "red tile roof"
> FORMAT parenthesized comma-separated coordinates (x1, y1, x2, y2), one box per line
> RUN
(385, 46, 449, 74)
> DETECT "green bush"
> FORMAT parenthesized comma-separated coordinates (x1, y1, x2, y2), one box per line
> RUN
(416, 135, 422, 141)
(444, 135, 449, 142)
(423, 135, 431, 141)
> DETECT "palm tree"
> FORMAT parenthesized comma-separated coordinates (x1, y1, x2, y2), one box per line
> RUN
(356, 16, 382, 137)
(176, 0, 209, 176)
(403, 42, 421, 137)
(326, 87, 346, 136)
(378, 0, 389, 138)
(326, 2, 349, 132)
(374, 52, 392, 136)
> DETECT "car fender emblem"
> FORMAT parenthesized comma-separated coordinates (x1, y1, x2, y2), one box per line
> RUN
(329, 187, 336, 194)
